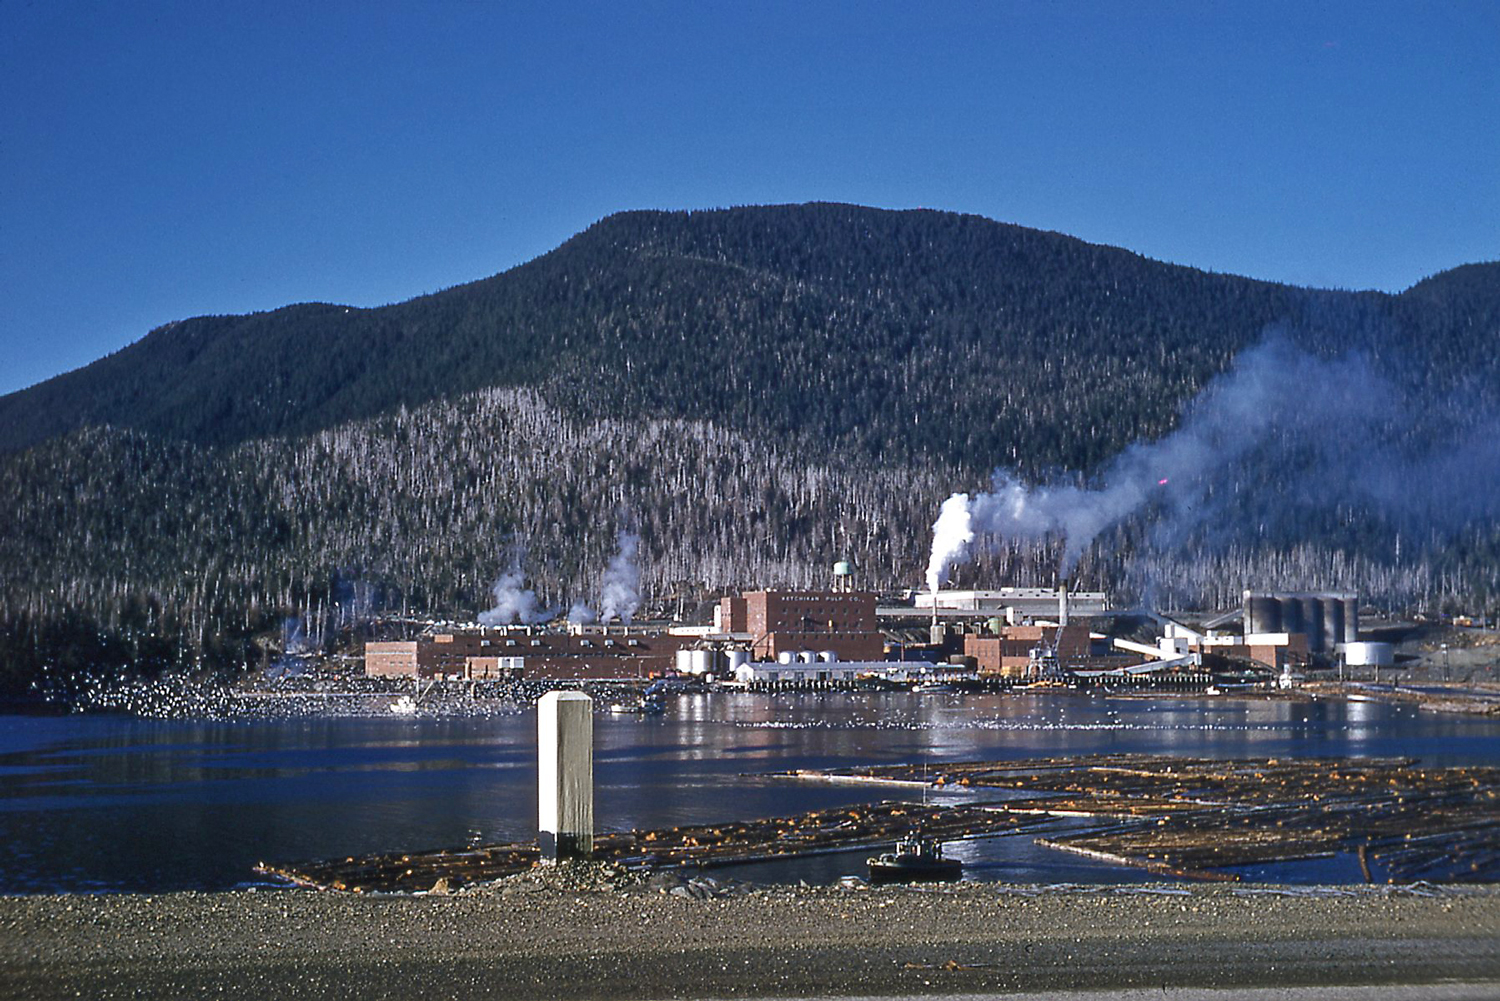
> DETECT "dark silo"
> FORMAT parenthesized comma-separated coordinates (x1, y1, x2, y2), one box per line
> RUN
(1281, 597, 1305, 640)
(1323, 600, 1345, 653)
(1247, 595, 1281, 635)
(1300, 596, 1324, 652)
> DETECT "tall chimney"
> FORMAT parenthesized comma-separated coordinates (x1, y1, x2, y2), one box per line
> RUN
(1058, 584, 1069, 628)
(928, 587, 944, 646)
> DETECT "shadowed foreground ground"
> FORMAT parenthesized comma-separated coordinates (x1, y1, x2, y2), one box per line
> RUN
(2, 883, 1498, 1000)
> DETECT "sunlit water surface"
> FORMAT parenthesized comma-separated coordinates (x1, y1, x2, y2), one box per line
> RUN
(2, 691, 1497, 893)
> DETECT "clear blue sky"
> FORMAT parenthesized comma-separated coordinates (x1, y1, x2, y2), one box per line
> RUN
(2, 0, 1496, 395)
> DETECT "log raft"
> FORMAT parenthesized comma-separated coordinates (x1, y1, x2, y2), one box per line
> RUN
(784, 754, 1500, 884)
(258, 755, 1499, 892)
(255, 800, 1044, 894)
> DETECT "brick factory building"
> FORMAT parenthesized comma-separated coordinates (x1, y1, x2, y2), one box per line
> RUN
(963, 623, 1093, 677)
(365, 626, 694, 681)
(717, 589, 884, 663)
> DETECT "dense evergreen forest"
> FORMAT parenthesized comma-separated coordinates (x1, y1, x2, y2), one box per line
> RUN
(1, 204, 1497, 692)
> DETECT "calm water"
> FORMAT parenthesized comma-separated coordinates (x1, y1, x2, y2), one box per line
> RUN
(2, 691, 1497, 894)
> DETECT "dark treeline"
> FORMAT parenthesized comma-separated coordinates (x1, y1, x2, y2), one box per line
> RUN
(0, 204, 1497, 691)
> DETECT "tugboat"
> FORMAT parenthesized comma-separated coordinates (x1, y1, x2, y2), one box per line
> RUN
(866, 832, 963, 883)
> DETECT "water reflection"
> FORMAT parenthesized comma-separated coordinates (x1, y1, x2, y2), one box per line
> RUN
(1, 691, 1497, 892)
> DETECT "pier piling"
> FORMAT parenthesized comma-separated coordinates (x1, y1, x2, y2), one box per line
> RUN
(538, 691, 593, 861)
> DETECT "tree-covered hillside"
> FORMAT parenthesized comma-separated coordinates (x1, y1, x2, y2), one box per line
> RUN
(7, 383, 1497, 695)
(0, 204, 1496, 691)
(14, 204, 1493, 475)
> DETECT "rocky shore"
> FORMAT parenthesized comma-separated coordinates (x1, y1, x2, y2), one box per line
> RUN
(3, 878, 1498, 1000)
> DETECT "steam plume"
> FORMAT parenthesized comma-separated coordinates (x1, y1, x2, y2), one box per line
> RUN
(282, 616, 308, 655)
(477, 569, 544, 625)
(926, 331, 1500, 590)
(925, 493, 975, 595)
(597, 530, 641, 624)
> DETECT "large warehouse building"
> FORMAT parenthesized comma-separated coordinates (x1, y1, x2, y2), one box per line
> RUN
(716, 589, 885, 663)
(365, 626, 694, 681)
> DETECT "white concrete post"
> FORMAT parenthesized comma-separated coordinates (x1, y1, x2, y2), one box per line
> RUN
(538, 691, 593, 861)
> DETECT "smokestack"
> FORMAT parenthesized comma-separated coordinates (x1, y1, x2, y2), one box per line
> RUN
(1058, 583, 1069, 628)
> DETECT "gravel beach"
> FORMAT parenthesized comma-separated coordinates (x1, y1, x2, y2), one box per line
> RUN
(3, 880, 1498, 1000)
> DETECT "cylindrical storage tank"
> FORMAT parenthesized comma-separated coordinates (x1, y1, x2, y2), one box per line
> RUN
(833, 560, 853, 577)
(689, 649, 717, 676)
(1247, 596, 1281, 635)
(1322, 601, 1345, 655)
(797, 651, 816, 664)
(818, 650, 839, 663)
(987, 617, 1004, 635)
(1280, 598, 1305, 641)
(777, 651, 795, 665)
(1300, 597, 1324, 653)
(1344, 641, 1393, 667)
(726, 649, 750, 674)
(674, 649, 694, 674)
(1343, 598, 1359, 643)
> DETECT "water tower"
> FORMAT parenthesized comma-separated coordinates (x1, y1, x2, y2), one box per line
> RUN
(833, 560, 854, 593)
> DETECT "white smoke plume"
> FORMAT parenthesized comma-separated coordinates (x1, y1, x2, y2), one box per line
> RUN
(926, 331, 1500, 592)
(477, 569, 544, 626)
(596, 530, 641, 624)
(567, 601, 597, 625)
(925, 493, 975, 595)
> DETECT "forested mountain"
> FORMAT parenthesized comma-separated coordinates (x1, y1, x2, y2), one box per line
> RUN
(15, 203, 1497, 474)
(1, 203, 1497, 691)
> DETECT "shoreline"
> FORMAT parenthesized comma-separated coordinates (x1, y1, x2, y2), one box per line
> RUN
(4, 882, 1498, 1000)
(11, 674, 1499, 722)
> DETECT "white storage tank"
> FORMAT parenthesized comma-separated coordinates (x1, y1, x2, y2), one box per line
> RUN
(675, 649, 695, 674)
(777, 651, 796, 665)
(726, 649, 750, 673)
(689, 649, 717, 676)
(1344, 642, 1394, 667)
(797, 651, 816, 663)
(817, 650, 839, 663)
